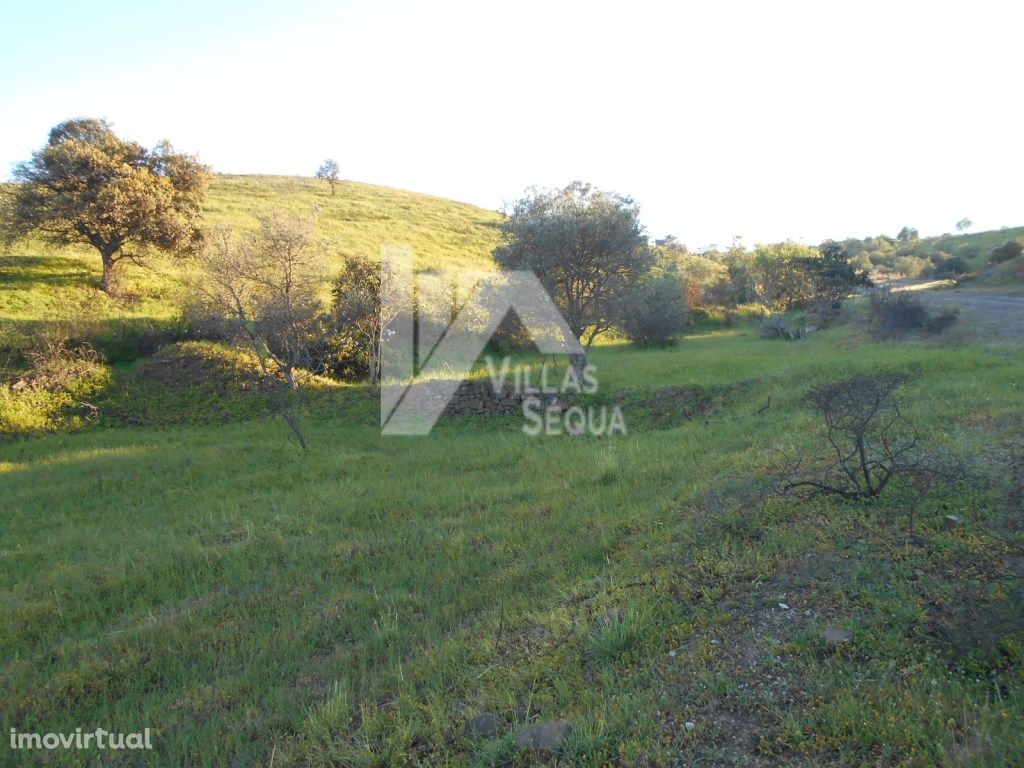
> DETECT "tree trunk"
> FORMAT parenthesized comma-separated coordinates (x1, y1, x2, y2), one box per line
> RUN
(274, 378, 308, 450)
(99, 251, 116, 293)
(280, 407, 308, 451)
(369, 332, 381, 384)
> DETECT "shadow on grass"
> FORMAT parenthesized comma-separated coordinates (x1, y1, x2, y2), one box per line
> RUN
(0, 254, 96, 290)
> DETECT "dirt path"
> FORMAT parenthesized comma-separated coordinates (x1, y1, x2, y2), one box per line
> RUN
(886, 280, 1024, 342)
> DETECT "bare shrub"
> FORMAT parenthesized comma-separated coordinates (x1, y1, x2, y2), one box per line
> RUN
(191, 213, 326, 449)
(777, 373, 961, 525)
(21, 327, 104, 390)
(927, 577, 1024, 670)
(1, 325, 109, 434)
(690, 475, 775, 541)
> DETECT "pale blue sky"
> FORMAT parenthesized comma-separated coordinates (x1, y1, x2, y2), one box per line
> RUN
(2, 0, 1021, 248)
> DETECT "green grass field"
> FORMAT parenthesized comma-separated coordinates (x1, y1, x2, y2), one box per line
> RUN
(2, 324, 1022, 766)
(1, 179, 1022, 766)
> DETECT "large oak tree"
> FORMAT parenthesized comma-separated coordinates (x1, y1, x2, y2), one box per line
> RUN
(3, 119, 210, 292)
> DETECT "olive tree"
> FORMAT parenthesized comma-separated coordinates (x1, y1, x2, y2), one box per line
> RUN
(751, 242, 820, 310)
(620, 269, 688, 345)
(493, 182, 653, 364)
(2, 119, 209, 293)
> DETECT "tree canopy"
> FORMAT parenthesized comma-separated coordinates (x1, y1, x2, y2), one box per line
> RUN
(316, 159, 340, 195)
(493, 182, 653, 354)
(2, 118, 209, 292)
(804, 241, 873, 306)
(897, 226, 919, 243)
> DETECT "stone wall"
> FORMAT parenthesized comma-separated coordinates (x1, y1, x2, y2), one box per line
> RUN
(379, 380, 564, 419)
(442, 381, 562, 417)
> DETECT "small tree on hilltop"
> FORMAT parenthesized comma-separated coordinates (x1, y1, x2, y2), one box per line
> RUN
(316, 159, 340, 195)
(493, 182, 653, 367)
(2, 119, 209, 293)
(955, 218, 972, 233)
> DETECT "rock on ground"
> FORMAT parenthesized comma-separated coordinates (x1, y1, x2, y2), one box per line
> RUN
(514, 720, 572, 751)
(823, 626, 853, 645)
(464, 712, 504, 739)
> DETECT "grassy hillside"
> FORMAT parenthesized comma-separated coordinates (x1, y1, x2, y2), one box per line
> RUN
(910, 225, 1024, 269)
(0, 175, 504, 436)
(204, 175, 502, 273)
(0, 174, 502, 327)
(909, 227, 1024, 287)
(0, 173, 504, 410)
(1, 324, 1022, 766)
(845, 225, 1024, 283)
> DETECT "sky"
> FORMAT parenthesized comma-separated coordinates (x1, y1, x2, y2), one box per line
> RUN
(1, 0, 1021, 250)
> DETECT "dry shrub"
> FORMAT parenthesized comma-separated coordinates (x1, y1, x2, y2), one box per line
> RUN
(20, 327, 104, 391)
(868, 288, 958, 339)
(777, 372, 963, 528)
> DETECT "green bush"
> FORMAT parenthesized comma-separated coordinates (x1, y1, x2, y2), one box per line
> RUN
(850, 252, 874, 273)
(933, 255, 971, 278)
(93, 319, 186, 364)
(924, 308, 960, 334)
(486, 311, 535, 354)
(732, 302, 772, 322)
(989, 239, 1023, 265)
(893, 255, 930, 278)
(620, 271, 687, 345)
(868, 289, 958, 338)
